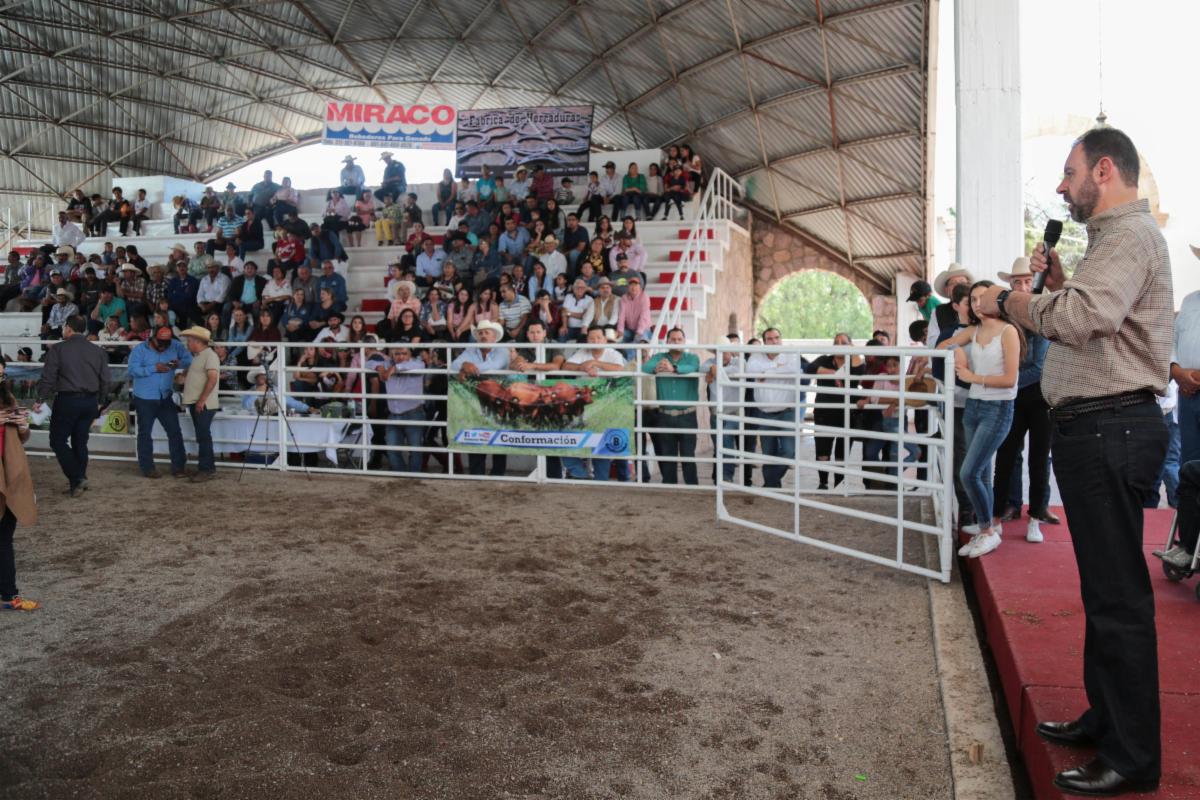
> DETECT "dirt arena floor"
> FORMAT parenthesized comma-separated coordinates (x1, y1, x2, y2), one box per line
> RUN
(0, 459, 953, 800)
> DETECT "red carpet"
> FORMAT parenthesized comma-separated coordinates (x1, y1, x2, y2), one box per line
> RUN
(962, 508, 1200, 799)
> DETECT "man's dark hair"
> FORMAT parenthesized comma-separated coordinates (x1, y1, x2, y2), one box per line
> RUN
(872, 329, 887, 339)
(908, 319, 928, 343)
(125, 245, 138, 256)
(667, 327, 686, 339)
(65, 315, 86, 334)
(761, 327, 781, 338)
(1076, 126, 1139, 187)
(526, 319, 545, 332)
(587, 325, 606, 335)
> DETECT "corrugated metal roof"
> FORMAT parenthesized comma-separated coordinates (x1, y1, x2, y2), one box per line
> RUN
(0, 0, 932, 285)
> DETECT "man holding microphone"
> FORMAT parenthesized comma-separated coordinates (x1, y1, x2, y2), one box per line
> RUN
(975, 127, 1170, 796)
(127, 326, 192, 479)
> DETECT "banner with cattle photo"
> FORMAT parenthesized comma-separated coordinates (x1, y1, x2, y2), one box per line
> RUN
(448, 375, 634, 458)
(455, 105, 593, 178)
(323, 102, 457, 150)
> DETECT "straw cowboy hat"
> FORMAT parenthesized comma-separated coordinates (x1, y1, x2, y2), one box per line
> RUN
(179, 326, 212, 343)
(342, 155, 357, 163)
(998, 256, 1033, 284)
(380, 151, 394, 160)
(54, 245, 74, 257)
(932, 264, 973, 298)
(118, 263, 141, 273)
(390, 279, 417, 299)
(473, 319, 504, 338)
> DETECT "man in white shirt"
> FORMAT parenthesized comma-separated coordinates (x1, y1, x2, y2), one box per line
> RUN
(52, 212, 86, 250)
(559, 279, 595, 342)
(196, 258, 231, 320)
(314, 312, 350, 344)
(414, 237, 446, 288)
(562, 326, 628, 481)
(598, 161, 621, 213)
(703, 333, 746, 484)
(540, 234, 567, 282)
(744, 327, 807, 488)
(508, 167, 530, 202)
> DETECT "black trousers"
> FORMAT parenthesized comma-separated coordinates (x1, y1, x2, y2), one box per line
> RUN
(0, 509, 18, 600)
(1174, 460, 1200, 553)
(1052, 400, 1165, 781)
(813, 407, 846, 487)
(993, 383, 1052, 515)
(468, 453, 506, 476)
(49, 393, 99, 488)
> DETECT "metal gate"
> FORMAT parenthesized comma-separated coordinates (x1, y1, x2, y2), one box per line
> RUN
(712, 343, 957, 582)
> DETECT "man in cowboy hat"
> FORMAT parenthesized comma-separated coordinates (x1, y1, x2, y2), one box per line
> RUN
(990, 256, 1058, 532)
(241, 367, 317, 415)
(925, 263, 975, 347)
(450, 319, 510, 476)
(377, 151, 407, 203)
(338, 155, 365, 199)
(42, 288, 78, 340)
(128, 325, 192, 478)
(180, 325, 221, 482)
(48, 246, 74, 280)
(115, 262, 147, 318)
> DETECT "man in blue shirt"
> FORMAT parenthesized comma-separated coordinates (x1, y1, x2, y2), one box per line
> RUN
(127, 327, 192, 478)
(242, 368, 316, 415)
(991, 257, 1058, 531)
(496, 217, 530, 266)
(317, 260, 348, 312)
(450, 319, 510, 476)
(166, 260, 200, 327)
(414, 237, 446, 288)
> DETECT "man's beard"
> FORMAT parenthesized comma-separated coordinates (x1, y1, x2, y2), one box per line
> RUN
(1064, 175, 1099, 222)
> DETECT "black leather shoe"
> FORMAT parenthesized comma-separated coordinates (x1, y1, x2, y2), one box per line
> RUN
(1053, 758, 1159, 796)
(1029, 507, 1062, 524)
(999, 504, 1022, 522)
(1037, 720, 1097, 748)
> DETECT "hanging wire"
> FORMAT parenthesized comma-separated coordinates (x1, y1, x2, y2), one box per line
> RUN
(1096, 0, 1107, 127)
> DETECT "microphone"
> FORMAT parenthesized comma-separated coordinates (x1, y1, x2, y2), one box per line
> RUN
(1033, 219, 1063, 294)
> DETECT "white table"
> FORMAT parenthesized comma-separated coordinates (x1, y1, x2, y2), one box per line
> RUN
(150, 413, 364, 463)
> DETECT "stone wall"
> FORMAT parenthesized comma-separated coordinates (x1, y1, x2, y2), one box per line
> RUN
(750, 215, 897, 339)
(700, 223, 754, 344)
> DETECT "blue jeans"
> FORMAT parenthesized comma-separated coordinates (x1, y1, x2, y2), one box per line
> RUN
(1146, 411, 1181, 508)
(188, 405, 218, 474)
(561, 457, 628, 481)
(960, 398, 1014, 528)
(1179, 392, 1200, 466)
(49, 393, 98, 488)
(863, 416, 919, 473)
(386, 408, 425, 473)
(133, 396, 186, 475)
(756, 408, 796, 488)
(711, 418, 740, 482)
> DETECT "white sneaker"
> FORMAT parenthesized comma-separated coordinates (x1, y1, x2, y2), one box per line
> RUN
(1026, 519, 1044, 543)
(958, 535, 981, 557)
(961, 522, 983, 535)
(968, 531, 1002, 558)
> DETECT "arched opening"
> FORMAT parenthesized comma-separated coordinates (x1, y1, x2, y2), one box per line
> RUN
(756, 271, 874, 341)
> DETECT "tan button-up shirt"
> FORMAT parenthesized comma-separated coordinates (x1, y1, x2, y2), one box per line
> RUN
(1029, 198, 1173, 407)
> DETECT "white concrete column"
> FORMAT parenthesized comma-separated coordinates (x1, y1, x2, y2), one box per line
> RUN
(954, 0, 1023, 283)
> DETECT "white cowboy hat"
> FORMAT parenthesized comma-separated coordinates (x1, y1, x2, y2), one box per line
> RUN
(179, 325, 212, 343)
(998, 256, 1033, 284)
(247, 366, 267, 382)
(473, 319, 504, 338)
(380, 151, 394, 160)
(171, 242, 187, 253)
(932, 264, 973, 298)
(54, 245, 74, 257)
(118, 263, 141, 273)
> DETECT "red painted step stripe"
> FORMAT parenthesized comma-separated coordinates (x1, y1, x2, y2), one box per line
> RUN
(668, 250, 707, 262)
(677, 228, 715, 239)
(362, 298, 389, 313)
(649, 296, 690, 311)
(656, 272, 700, 284)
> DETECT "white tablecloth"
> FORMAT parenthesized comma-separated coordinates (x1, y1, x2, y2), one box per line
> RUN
(150, 413, 363, 462)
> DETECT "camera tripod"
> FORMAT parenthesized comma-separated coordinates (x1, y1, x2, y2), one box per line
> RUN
(239, 360, 313, 483)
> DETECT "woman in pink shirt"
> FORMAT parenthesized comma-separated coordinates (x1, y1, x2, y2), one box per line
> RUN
(346, 191, 375, 249)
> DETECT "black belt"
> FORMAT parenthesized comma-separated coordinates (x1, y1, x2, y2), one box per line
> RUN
(1050, 391, 1156, 422)
(57, 390, 98, 397)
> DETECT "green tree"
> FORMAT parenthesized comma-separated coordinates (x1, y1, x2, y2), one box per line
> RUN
(757, 271, 874, 341)
(1023, 202, 1087, 278)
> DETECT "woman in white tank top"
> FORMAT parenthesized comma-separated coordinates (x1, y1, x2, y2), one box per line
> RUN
(937, 280, 1022, 558)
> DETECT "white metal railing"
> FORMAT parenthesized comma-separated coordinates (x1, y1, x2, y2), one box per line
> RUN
(11, 337, 955, 579)
(714, 343, 956, 582)
(649, 167, 743, 343)
(1, 200, 57, 249)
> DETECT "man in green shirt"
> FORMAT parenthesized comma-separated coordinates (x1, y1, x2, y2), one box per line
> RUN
(641, 327, 700, 485)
